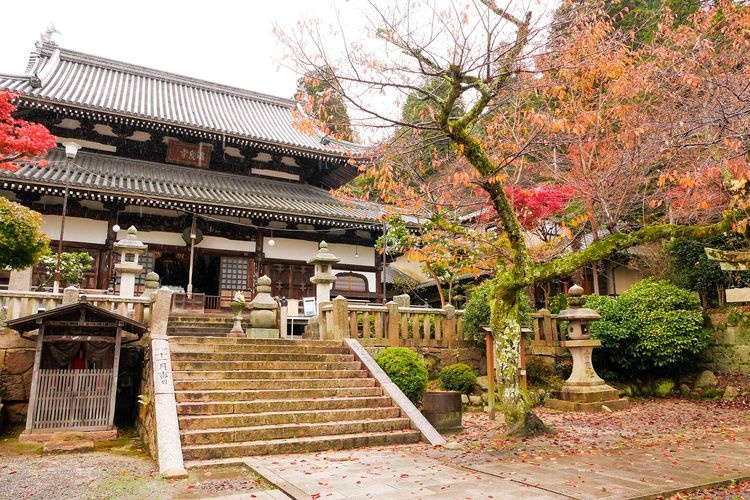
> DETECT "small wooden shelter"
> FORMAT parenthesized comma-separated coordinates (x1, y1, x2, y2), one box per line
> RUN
(6, 302, 147, 433)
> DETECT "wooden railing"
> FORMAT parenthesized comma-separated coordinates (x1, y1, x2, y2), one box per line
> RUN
(319, 296, 469, 348)
(0, 289, 155, 326)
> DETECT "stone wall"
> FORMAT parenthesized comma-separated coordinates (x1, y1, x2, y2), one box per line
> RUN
(0, 327, 35, 426)
(699, 312, 750, 374)
(137, 344, 157, 460)
(361, 343, 486, 377)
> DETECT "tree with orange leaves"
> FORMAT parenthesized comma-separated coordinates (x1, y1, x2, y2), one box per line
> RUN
(281, 0, 749, 435)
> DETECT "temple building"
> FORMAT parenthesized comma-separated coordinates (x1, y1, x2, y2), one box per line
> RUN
(0, 39, 384, 308)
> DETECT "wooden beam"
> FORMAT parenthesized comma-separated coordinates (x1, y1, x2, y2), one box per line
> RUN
(25, 323, 45, 432)
(45, 321, 118, 328)
(108, 326, 123, 428)
(42, 335, 117, 343)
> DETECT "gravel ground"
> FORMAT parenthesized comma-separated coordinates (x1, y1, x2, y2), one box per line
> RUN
(0, 432, 271, 500)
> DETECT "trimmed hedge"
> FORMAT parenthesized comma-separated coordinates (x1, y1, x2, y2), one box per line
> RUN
(587, 279, 710, 374)
(438, 363, 477, 393)
(375, 347, 429, 403)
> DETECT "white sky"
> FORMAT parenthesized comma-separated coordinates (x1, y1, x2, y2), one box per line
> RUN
(0, 0, 348, 100)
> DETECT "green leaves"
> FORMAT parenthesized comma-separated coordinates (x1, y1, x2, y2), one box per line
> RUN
(588, 279, 710, 374)
(375, 347, 429, 404)
(0, 197, 50, 270)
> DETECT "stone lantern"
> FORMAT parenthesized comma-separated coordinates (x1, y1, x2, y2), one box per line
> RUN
(113, 226, 148, 299)
(545, 285, 629, 412)
(246, 275, 279, 339)
(308, 241, 339, 312)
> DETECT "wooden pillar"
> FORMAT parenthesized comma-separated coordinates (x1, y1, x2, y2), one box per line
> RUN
(25, 321, 45, 432)
(108, 323, 123, 428)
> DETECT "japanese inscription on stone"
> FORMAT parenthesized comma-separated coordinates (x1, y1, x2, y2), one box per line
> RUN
(152, 342, 174, 394)
(166, 139, 212, 168)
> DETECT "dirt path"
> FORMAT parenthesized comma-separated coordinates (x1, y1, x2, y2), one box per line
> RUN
(0, 430, 272, 500)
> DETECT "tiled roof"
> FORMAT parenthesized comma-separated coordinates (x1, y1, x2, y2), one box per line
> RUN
(0, 43, 362, 159)
(2, 149, 383, 226)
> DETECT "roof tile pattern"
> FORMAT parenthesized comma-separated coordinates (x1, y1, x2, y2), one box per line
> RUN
(3, 149, 382, 223)
(0, 43, 359, 157)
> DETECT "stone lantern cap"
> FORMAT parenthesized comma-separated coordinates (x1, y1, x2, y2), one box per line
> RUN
(113, 226, 148, 254)
(307, 241, 340, 265)
(557, 284, 601, 321)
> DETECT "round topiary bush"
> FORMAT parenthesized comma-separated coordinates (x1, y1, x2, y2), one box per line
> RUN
(586, 279, 710, 374)
(438, 363, 477, 393)
(375, 347, 428, 404)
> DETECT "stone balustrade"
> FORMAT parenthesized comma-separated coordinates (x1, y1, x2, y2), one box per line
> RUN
(318, 296, 469, 348)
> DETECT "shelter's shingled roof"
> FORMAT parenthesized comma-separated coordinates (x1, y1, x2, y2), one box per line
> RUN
(3, 148, 383, 225)
(0, 42, 362, 160)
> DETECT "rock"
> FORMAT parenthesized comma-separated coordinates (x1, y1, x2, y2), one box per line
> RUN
(694, 370, 718, 390)
(679, 383, 691, 396)
(443, 441, 462, 450)
(4, 403, 27, 424)
(481, 392, 488, 403)
(654, 379, 675, 398)
(601, 405, 612, 413)
(469, 395, 482, 406)
(0, 374, 26, 400)
(461, 394, 469, 404)
(43, 439, 94, 453)
(2, 349, 35, 375)
(475, 376, 489, 391)
(637, 379, 653, 397)
(722, 386, 739, 402)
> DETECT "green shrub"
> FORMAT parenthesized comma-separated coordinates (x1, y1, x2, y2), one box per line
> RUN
(587, 279, 710, 374)
(375, 347, 428, 403)
(463, 280, 533, 345)
(438, 363, 477, 393)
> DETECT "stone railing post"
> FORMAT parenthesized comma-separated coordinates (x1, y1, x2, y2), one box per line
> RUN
(393, 294, 410, 308)
(62, 286, 80, 305)
(443, 304, 456, 347)
(386, 301, 400, 346)
(540, 308, 553, 345)
(149, 287, 173, 338)
(317, 301, 331, 340)
(331, 296, 350, 340)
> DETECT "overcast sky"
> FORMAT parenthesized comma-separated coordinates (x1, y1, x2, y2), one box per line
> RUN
(0, 0, 349, 100)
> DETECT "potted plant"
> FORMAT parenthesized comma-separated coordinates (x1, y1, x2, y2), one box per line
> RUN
(228, 291, 246, 336)
(423, 363, 477, 432)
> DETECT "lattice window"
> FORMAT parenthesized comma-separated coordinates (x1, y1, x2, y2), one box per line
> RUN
(134, 252, 155, 285)
(333, 272, 368, 292)
(221, 257, 249, 290)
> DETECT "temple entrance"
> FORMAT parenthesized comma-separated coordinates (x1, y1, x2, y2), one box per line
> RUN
(193, 254, 221, 295)
(154, 251, 189, 291)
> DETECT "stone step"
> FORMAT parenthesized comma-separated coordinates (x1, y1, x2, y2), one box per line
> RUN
(169, 342, 351, 355)
(180, 418, 412, 446)
(168, 315, 235, 322)
(170, 351, 355, 363)
(173, 377, 378, 391)
(170, 360, 363, 372)
(175, 386, 383, 403)
(172, 369, 369, 381)
(181, 430, 422, 460)
(176, 396, 394, 415)
(167, 326, 232, 335)
(168, 336, 343, 348)
(178, 407, 403, 430)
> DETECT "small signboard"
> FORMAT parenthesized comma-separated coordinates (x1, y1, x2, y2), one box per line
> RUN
(303, 297, 316, 317)
(166, 139, 212, 168)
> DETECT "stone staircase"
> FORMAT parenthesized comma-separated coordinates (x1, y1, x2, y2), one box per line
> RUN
(168, 336, 422, 463)
(167, 314, 235, 337)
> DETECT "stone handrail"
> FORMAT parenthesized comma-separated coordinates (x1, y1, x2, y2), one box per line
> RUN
(319, 296, 468, 348)
(0, 289, 155, 327)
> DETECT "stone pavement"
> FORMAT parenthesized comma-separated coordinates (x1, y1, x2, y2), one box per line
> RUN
(242, 432, 750, 499)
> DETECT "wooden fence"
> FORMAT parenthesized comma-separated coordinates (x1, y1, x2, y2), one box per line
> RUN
(32, 369, 114, 431)
(318, 296, 469, 348)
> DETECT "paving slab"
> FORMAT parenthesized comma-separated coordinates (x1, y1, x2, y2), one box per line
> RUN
(245, 448, 564, 499)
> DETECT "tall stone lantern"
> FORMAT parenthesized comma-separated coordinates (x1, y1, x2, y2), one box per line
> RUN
(113, 226, 148, 299)
(308, 241, 339, 312)
(545, 285, 629, 412)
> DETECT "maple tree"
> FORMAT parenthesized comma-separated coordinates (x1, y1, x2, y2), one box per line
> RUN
(281, 1, 749, 435)
(0, 91, 56, 268)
